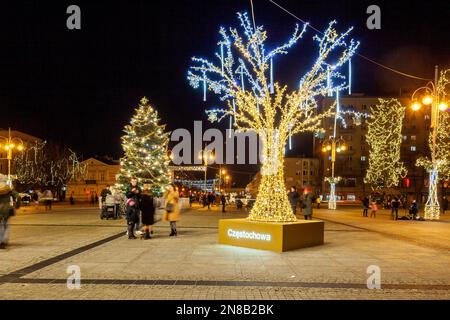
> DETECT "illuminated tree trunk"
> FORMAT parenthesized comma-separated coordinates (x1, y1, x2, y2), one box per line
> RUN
(248, 131, 296, 222)
(424, 167, 440, 220)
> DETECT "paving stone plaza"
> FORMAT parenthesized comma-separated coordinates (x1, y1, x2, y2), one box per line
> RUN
(1, 204, 449, 300)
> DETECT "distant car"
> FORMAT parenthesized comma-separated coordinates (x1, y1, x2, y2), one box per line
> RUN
(19, 193, 31, 205)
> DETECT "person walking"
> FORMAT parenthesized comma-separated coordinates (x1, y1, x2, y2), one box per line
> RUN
(370, 201, 378, 218)
(0, 176, 21, 249)
(315, 196, 321, 209)
(126, 197, 139, 239)
(42, 189, 53, 211)
(409, 200, 419, 220)
(202, 193, 207, 208)
(207, 192, 214, 210)
(69, 191, 75, 205)
(302, 190, 313, 220)
(31, 191, 39, 209)
(391, 197, 400, 220)
(164, 184, 180, 236)
(362, 196, 370, 217)
(140, 188, 155, 240)
(287, 186, 300, 215)
(221, 193, 226, 213)
(126, 177, 142, 236)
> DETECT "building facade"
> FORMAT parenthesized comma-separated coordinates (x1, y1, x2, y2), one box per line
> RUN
(67, 157, 120, 201)
(316, 94, 429, 201)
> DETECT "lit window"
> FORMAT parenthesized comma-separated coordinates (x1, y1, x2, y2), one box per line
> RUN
(411, 146, 416, 152)
(403, 135, 407, 141)
(424, 115, 430, 120)
(411, 135, 416, 141)
(361, 156, 366, 161)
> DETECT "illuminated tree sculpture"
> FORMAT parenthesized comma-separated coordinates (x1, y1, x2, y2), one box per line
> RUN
(188, 12, 358, 222)
(116, 97, 171, 193)
(364, 98, 407, 190)
(416, 104, 450, 208)
(412, 68, 450, 219)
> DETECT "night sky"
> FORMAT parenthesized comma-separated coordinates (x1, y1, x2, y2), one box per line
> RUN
(1, 0, 449, 161)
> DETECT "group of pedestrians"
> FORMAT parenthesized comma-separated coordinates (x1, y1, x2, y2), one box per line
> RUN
(287, 186, 314, 220)
(197, 192, 228, 212)
(361, 196, 379, 218)
(124, 177, 180, 240)
(361, 196, 420, 220)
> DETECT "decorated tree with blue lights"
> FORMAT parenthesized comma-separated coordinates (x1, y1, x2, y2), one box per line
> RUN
(116, 97, 171, 193)
(188, 12, 358, 222)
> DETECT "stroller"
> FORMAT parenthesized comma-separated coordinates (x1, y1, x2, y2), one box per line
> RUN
(100, 194, 117, 220)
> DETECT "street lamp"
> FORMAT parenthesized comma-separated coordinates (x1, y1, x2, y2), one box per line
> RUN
(410, 65, 449, 220)
(322, 136, 345, 210)
(198, 149, 215, 192)
(0, 128, 25, 186)
(225, 175, 230, 188)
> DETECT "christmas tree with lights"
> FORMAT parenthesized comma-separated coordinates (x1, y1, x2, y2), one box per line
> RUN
(116, 97, 171, 193)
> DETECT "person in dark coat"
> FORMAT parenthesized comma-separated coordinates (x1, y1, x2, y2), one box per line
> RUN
(391, 197, 400, 220)
(202, 193, 207, 208)
(362, 197, 370, 217)
(221, 193, 226, 213)
(126, 177, 142, 238)
(287, 186, 300, 215)
(100, 185, 112, 203)
(0, 177, 20, 249)
(409, 200, 419, 220)
(207, 192, 215, 210)
(302, 191, 313, 220)
(126, 197, 139, 239)
(140, 188, 155, 240)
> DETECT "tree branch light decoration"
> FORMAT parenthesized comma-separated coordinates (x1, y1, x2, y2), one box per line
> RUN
(188, 12, 358, 222)
(364, 98, 407, 190)
(116, 97, 171, 193)
(13, 141, 87, 188)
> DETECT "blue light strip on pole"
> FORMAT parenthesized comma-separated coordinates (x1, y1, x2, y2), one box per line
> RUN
(270, 57, 274, 94)
(348, 59, 352, 95)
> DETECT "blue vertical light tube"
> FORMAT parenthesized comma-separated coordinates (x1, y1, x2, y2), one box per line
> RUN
(348, 59, 352, 95)
(240, 66, 245, 91)
(289, 128, 292, 150)
(327, 66, 332, 97)
(270, 57, 274, 94)
(203, 71, 207, 102)
(220, 43, 224, 75)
